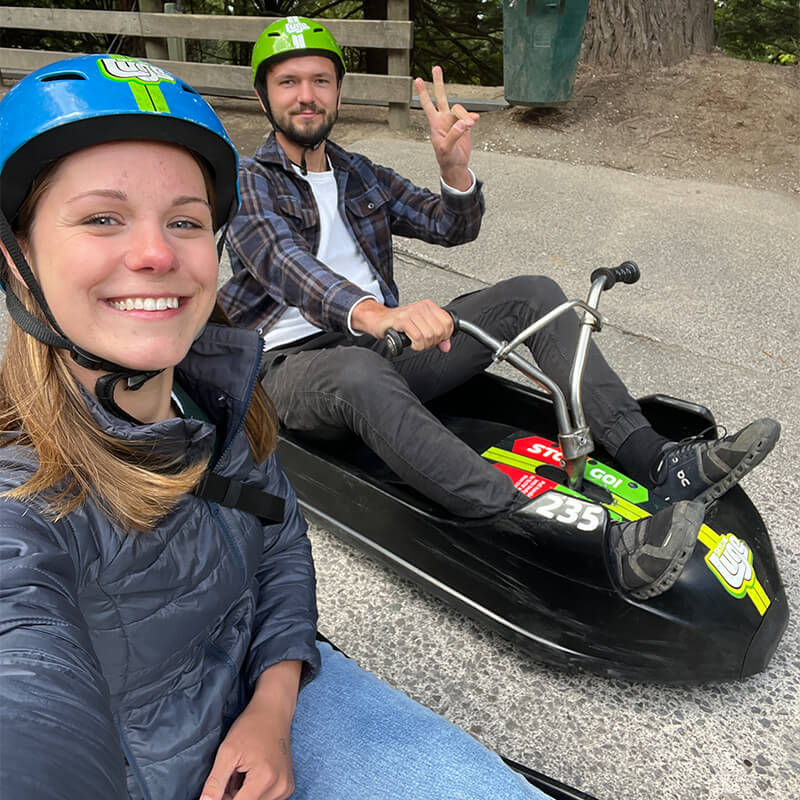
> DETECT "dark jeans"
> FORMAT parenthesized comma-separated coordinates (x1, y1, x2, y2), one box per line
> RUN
(262, 276, 650, 518)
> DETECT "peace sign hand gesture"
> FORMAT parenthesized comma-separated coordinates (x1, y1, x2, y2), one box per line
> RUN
(415, 65, 480, 192)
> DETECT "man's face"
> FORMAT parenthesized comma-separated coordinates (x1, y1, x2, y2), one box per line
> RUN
(265, 55, 341, 147)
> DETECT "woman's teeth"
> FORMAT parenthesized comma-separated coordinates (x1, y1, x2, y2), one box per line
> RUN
(109, 297, 180, 311)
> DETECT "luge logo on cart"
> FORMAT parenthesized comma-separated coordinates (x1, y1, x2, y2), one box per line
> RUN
(706, 533, 755, 596)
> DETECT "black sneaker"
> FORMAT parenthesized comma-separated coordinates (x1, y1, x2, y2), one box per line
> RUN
(651, 418, 780, 507)
(608, 501, 704, 599)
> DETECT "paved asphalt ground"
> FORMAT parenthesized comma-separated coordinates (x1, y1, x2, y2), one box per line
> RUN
(1, 135, 797, 799)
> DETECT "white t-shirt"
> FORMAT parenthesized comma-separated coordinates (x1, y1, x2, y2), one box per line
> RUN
(263, 162, 383, 350)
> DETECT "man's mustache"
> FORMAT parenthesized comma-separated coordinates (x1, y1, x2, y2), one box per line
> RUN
(291, 103, 322, 115)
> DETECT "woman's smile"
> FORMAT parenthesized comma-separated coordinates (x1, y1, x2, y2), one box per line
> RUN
(105, 295, 182, 312)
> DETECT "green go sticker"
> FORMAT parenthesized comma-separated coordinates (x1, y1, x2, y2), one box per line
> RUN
(584, 460, 650, 504)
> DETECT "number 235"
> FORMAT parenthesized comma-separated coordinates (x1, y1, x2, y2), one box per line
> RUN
(534, 494, 604, 531)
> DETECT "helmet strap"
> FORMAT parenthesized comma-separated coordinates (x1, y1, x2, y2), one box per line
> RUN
(94, 370, 160, 426)
(216, 217, 232, 260)
(1, 209, 67, 341)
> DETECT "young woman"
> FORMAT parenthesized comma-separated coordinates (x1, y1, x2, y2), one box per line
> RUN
(0, 56, 552, 800)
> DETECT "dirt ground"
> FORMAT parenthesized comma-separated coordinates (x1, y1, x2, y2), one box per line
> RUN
(212, 50, 799, 195)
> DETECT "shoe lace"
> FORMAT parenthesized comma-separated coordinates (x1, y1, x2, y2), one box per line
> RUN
(650, 424, 728, 484)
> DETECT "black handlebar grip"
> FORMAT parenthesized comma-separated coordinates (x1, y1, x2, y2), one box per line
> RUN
(384, 310, 460, 357)
(590, 261, 640, 291)
(385, 328, 411, 356)
(612, 260, 640, 284)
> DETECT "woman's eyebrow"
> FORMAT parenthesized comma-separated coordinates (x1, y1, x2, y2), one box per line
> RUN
(66, 188, 127, 204)
(64, 191, 210, 209)
(172, 195, 211, 209)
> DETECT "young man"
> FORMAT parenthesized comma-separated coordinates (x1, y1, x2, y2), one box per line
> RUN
(218, 17, 779, 600)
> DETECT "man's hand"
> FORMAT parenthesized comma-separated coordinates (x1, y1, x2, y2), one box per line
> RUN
(352, 298, 454, 353)
(199, 661, 301, 800)
(415, 65, 479, 191)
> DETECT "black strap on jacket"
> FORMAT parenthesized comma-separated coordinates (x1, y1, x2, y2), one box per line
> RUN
(194, 471, 285, 525)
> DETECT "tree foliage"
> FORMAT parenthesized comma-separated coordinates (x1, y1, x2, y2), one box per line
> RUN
(409, 1, 503, 85)
(182, 0, 504, 83)
(714, 0, 799, 64)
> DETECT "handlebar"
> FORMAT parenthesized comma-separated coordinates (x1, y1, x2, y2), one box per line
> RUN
(385, 310, 461, 357)
(589, 260, 640, 291)
(385, 262, 638, 356)
(382, 261, 641, 490)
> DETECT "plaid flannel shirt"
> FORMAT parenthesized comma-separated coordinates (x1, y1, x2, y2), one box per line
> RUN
(218, 133, 485, 335)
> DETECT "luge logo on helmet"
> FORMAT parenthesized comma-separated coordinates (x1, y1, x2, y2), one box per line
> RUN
(285, 17, 311, 35)
(98, 57, 175, 85)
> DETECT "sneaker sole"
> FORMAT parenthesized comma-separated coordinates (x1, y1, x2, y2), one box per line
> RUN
(630, 502, 704, 600)
(695, 419, 781, 508)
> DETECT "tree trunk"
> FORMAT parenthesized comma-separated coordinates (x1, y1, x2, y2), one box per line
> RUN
(581, 0, 715, 71)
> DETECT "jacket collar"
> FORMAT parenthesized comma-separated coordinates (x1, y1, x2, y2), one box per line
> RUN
(83, 324, 263, 467)
(253, 132, 352, 174)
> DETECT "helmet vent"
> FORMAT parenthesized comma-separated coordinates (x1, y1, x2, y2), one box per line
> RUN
(40, 72, 87, 83)
(181, 83, 200, 95)
(268, 32, 280, 37)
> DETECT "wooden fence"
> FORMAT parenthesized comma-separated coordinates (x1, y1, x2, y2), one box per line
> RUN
(0, 2, 414, 128)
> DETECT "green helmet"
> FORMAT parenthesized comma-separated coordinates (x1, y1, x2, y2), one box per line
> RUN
(252, 16, 346, 87)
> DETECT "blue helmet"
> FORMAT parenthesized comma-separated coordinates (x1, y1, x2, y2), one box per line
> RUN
(0, 54, 239, 230)
(0, 56, 241, 423)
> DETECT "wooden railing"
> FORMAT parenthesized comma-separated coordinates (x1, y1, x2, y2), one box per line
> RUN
(0, 2, 413, 128)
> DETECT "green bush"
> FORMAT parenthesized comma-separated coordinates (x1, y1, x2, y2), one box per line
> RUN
(715, 0, 799, 64)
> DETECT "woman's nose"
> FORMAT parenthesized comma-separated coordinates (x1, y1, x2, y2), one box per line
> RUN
(124, 224, 176, 273)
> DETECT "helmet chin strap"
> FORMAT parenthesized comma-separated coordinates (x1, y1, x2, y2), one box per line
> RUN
(1, 210, 162, 425)
(298, 140, 326, 176)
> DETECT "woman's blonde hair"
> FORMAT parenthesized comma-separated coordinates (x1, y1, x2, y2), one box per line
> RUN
(0, 164, 278, 533)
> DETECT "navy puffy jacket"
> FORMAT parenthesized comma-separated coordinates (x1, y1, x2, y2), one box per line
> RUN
(0, 324, 320, 799)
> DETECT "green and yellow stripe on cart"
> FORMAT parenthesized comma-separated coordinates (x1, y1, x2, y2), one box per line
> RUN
(482, 445, 770, 615)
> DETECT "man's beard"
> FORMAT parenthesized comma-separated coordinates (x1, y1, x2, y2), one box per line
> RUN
(278, 104, 338, 148)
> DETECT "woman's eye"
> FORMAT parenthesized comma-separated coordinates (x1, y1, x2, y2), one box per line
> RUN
(85, 214, 119, 226)
(169, 218, 204, 230)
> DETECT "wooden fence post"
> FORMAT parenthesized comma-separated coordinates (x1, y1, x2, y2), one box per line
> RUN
(387, 0, 410, 130)
(139, 0, 169, 60)
(164, 2, 186, 62)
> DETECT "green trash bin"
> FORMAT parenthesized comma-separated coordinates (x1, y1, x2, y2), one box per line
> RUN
(503, 0, 590, 105)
